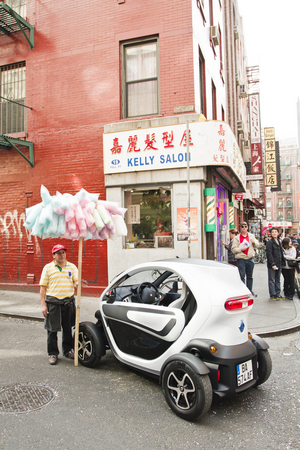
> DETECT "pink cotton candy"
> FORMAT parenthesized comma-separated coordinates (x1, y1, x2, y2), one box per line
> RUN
(85, 202, 96, 215)
(75, 205, 85, 222)
(68, 216, 77, 232)
(78, 218, 87, 232)
(97, 200, 127, 217)
(99, 227, 110, 240)
(64, 208, 75, 222)
(82, 208, 95, 228)
(89, 223, 97, 233)
(79, 198, 90, 208)
(106, 220, 116, 235)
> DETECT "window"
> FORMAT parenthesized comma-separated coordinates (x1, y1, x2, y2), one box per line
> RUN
(121, 38, 159, 119)
(124, 187, 172, 249)
(0, 62, 26, 135)
(286, 184, 291, 192)
(212, 80, 217, 120)
(199, 48, 207, 117)
(4, 0, 26, 17)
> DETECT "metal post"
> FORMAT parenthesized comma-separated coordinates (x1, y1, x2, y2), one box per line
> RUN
(187, 121, 191, 258)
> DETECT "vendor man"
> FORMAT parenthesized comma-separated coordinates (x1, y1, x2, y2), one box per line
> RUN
(40, 244, 79, 365)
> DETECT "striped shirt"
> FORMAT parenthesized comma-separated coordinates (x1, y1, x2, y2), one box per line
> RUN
(40, 261, 78, 299)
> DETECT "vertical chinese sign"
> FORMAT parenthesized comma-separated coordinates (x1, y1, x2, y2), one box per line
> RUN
(249, 94, 262, 174)
(264, 127, 280, 189)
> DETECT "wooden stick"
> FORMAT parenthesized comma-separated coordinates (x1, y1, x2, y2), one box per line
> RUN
(74, 237, 83, 366)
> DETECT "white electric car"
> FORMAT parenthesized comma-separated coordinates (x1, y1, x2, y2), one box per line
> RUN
(78, 259, 272, 421)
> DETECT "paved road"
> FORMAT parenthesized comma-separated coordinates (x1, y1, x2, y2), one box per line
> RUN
(0, 317, 299, 450)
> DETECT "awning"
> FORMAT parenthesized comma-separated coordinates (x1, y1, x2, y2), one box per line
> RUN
(103, 120, 246, 191)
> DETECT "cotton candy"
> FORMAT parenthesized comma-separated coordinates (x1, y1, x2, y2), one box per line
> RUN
(92, 209, 104, 231)
(97, 204, 111, 225)
(113, 214, 128, 236)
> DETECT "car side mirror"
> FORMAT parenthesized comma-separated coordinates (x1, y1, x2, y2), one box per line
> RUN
(106, 288, 116, 303)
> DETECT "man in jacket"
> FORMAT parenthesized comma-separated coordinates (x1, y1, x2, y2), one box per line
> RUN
(266, 227, 285, 300)
(231, 221, 259, 295)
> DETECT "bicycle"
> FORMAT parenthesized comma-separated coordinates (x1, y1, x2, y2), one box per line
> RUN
(254, 245, 267, 264)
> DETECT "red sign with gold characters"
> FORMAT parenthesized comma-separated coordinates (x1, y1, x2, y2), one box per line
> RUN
(249, 94, 262, 174)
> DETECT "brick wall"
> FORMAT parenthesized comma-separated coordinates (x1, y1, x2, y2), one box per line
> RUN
(0, 0, 195, 292)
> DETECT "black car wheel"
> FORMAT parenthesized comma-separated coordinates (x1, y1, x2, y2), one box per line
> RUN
(255, 349, 272, 386)
(162, 361, 212, 421)
(78, 324, 102, 368)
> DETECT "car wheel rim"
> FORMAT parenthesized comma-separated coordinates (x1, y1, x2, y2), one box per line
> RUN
(78, 332, 92, 360)
(167, 370, 196, 410)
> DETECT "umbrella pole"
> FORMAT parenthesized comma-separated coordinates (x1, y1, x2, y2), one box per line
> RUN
(74, 237, 83, 366)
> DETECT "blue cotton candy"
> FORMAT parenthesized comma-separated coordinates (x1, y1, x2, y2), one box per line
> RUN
(44, 213, 58, 235)
(40, 185, 52, 206)
(57, 214, 66, 235)
(24, 203, 43, 230)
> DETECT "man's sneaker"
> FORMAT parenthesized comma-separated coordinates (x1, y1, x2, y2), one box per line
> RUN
(251, 291, 258, 298)
(270, 296, 279, 301)
(49, 355, 58, 365)
(276, 295, 285, 300)
(64, 350, 74, 359)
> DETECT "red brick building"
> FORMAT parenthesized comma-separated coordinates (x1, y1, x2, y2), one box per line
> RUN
(0, 0, 248, 292)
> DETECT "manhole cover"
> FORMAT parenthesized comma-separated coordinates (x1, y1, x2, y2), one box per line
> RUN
(0, 385, 55, 414)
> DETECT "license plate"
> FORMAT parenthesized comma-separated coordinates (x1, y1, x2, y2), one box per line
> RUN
(236, 359, 253, 386)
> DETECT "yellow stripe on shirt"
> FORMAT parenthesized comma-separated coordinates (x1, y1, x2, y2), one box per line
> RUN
(40, 261, 78, 299)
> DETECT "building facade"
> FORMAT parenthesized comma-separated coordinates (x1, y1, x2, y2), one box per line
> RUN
(0, 0, 249, 290)
(265, 138, 300, 234)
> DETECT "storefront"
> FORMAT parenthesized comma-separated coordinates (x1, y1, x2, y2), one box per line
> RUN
(103, 115, 246, 279)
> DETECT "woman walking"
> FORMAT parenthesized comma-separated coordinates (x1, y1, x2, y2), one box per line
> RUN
(221, 229, 238, 267)
(281, 237, 297, 300)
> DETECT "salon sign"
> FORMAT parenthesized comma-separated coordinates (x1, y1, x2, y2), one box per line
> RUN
(103, 121, 246, 190)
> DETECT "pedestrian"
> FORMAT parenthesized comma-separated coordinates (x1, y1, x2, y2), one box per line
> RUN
(281, 237, 297, 300)
(265, 227, 285, 301)
(40, 244, 83, 365)
(231, 221, 259, 296)
(221, 228, 238, 267)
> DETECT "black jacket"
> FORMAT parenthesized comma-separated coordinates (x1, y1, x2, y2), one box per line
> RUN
(266, 238, 284, 269)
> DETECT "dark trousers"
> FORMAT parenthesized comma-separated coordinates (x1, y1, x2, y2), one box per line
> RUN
(237, 258, 255, 292)
(268, 267, 282, 297)
(47, 302, 75, 356)
(282, 268, 295, 298)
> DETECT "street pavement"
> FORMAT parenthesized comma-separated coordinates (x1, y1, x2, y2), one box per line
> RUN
(0, 262, 299, 337)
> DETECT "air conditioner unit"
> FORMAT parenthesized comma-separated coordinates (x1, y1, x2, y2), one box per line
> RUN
(237, 121, 244, 133)
(234, 26, 239, 40)
(239, 85, 247, 98)
(210, 26, 219, 46)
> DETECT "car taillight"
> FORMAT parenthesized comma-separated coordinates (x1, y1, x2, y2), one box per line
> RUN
(225, 295, 253, 310)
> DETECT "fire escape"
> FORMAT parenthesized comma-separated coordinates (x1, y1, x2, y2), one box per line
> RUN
(0, 1, 34, 166)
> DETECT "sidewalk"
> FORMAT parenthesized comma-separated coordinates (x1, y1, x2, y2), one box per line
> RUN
(0, 263, 299, 337)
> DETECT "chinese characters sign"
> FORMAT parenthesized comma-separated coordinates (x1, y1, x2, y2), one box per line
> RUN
(103, 121, 246, 190)
(264, 127, 280, 188)
(249, 94, 262, 174)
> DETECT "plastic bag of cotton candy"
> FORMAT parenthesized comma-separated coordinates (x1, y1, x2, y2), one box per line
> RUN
(24, 185, 127, 240)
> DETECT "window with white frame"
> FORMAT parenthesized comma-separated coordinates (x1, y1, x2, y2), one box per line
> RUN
(121, 38, 159, 119)
(4, 0, 26, 18)
(124, 187, 172, 249)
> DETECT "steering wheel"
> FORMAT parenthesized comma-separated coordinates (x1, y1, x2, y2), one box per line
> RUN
(137, 282, 161, 304)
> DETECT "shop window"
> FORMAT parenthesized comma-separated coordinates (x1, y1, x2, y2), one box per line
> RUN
(0, 62, 26, 134)
(124, 187, 172, 249)
(121, 38, 159, 119)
